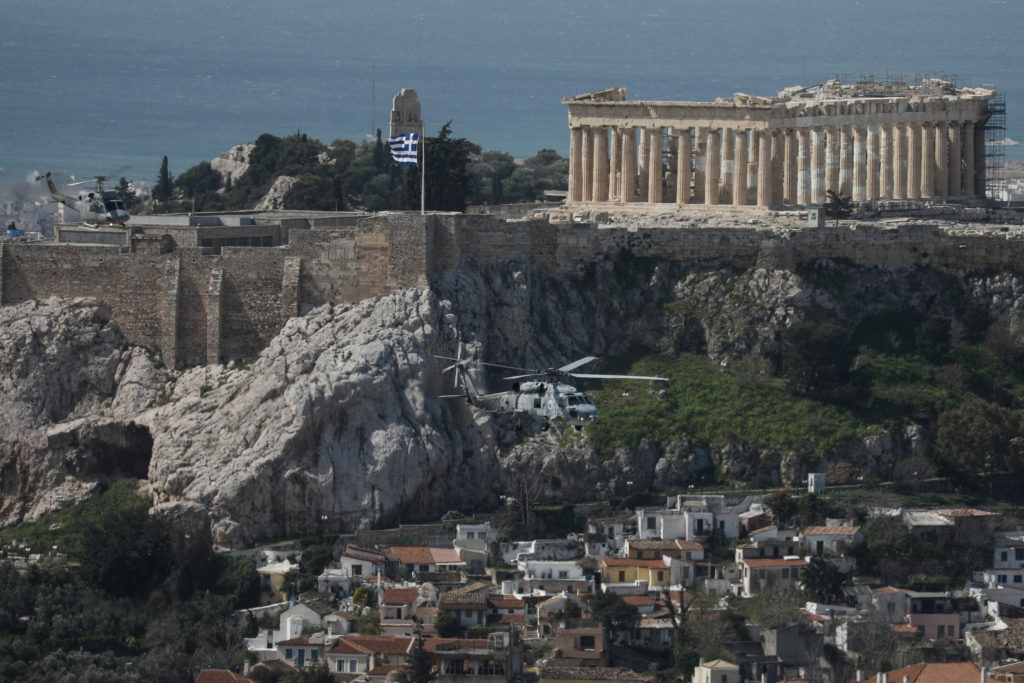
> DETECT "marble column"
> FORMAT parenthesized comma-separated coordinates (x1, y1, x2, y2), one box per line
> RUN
(637, 127, 649, 201)
(734, 129, 748, 206)
(893, 123, 907, 199)
(581, 126, 593, 202)
(866, 125, 880, 200)
(677, 128, 692, 204)
(770, 130, 783, 205)
(880, 125, 893, 199)
(907, 124, 921, 199)
(963, 121, 976, 196)
(747, 130, 758, 204)
(706, 128, 721, 205)
(693, 127, 707, 204)
(852, 126, 866, 201)
(839, 126, 853, 197)
(783, 129, 797, 204)
(593, 126, 609, 201)
(648, 127, 663, 203)
(933, 123, 948, 197)
(797, 128, 810, 205)
(757, 129, 773, 207)
(810, 127, 825, 205)
(721, 128, 735, 204)
(947, 122, 962, 196)
(825, 126, 840, 196)
(568, 126, 583, 202)
(621, 127, 637, 202)
(920, 123, 934, 198)
(609, 127, 622, 201)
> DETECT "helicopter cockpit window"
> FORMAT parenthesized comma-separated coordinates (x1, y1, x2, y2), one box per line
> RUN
(566, 395, 581, 406)
(104, 199, 126, 212)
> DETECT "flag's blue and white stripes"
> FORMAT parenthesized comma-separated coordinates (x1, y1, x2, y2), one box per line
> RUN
(388, 133, 420, 166)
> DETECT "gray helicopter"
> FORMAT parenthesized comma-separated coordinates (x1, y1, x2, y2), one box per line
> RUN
(437, 342, 668, 430)
(36, 166, 131, 227)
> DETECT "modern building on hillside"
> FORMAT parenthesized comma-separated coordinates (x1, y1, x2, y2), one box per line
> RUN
(564, 78, 996, 209)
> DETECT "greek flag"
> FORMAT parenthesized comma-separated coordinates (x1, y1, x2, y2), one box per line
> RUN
(388, 132, 420, 166)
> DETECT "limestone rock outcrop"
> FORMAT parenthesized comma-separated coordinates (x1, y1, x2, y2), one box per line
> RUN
(0, 298, 163, 522)
(142, 290, 504, 547)
(3, 256, 1024, 546)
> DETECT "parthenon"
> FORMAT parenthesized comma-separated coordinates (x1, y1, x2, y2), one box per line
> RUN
(563, 79, 996, 209)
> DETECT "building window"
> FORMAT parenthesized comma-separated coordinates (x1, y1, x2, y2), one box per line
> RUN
(285, 648, 293, 660)
(336, 661, 344, 672)
(559, 571, 568, 579)
(1015, 575, 1022, 584)
(999, 575, 1008, 584)
(647, 517, 656, 530)
(311, 650, 318, 661)
(349, 659, 357, 672)
(618, 571, 626, 583)
(936, 624, 945, 638)
(1002, 551, 1009, 562)
(657, 570, 664, 582)
(580, 635, 595, 651)
(353, 564, 363, 576)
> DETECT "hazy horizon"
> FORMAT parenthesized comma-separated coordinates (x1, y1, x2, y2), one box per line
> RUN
(2, 0, 1021, 187)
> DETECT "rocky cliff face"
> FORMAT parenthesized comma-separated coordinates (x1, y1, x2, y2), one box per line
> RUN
(2, 256, 1023, 546)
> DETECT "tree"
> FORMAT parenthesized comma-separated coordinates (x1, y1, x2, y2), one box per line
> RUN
(154, 156, 174, 204)
(801, 556, 849, 605)
(403, 121, 478, 211)
(937, 398, 1022, 483)
(434, 611, 459, 638)
(823, 189, 852, 225)
(781, 321, 855, 395)
(80, 504, 172, 598)
(583, 591, 639, 641)
(175, 161, 222, 200)
(406, 637, 435, 682)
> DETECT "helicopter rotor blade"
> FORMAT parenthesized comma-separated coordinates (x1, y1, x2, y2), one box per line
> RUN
(558, 356, 598, 373)
(566, 373, 668, 382)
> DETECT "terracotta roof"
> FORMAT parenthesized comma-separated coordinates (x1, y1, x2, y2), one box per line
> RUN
(328, 635, 412, 655)
(439, 592, 487, 607)
(388, 545, 436, 565)
(803, 525, 861, 536)
(742, 557, 806, 568)
(488, 613, 525, 625)
(873, 586, 904, 595)
(488, 597, 525, 609)
(539, 666, 650, 681)
(674, 539, 703, 551)
(749, 525, 778, 536)
(934, 508, 998, 518)
(629, 539, 679, 550)
(603, 558, 668, 568)
(368, 663, 405, 676)
(382, 588, 419, 604)
(276, 635, 324, 646)
(799, 609, 827, 623)
(195, 671, 259, 683)
(892, 624, 920, 634)
(622, 595, 656, 607)
(422, 637, 489, 653)
(429, 547, 462, 564)
(301, 598, 335, 615)
(855, 661, 980, 683)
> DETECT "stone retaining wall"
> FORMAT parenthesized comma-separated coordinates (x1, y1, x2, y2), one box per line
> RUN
(3, 212, 1024, 367)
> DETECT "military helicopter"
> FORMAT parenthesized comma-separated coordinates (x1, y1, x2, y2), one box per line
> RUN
(36, 166, 131, 227)
(437, 342, 668, 430)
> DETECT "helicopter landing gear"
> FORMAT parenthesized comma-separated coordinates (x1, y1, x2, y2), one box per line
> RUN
(574, 424, 583, 432)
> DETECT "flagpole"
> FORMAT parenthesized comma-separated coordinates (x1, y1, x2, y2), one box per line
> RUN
(420, 127, 425, 215)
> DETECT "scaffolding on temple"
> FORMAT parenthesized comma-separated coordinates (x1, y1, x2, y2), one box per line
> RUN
(984, 90, 1007, 202)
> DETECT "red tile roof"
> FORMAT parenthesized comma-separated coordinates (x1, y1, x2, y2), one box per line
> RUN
(603, 558, 667, 568)
(327, 635, 412, 655)
(429, 547, 461, 563)
(855, 661, 980, 683)
(422, 638, 489, 653)
(195, 671, 259, 683)
(622, 595, 656, 607)
(383, 588, 419, 604)
(388, 546, 436, 565)
(488, 597, 525, 609)
(742, 557, 806, 568)
(803, 525, 861, 536)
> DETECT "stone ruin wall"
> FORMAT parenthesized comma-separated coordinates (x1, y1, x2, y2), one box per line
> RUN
(4, 213, 1024, 368)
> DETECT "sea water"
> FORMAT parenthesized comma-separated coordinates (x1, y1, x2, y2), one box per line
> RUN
(1, 0, 1021, 187)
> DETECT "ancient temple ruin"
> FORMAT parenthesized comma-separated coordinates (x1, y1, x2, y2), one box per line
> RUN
(563, 79, 996, 209)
